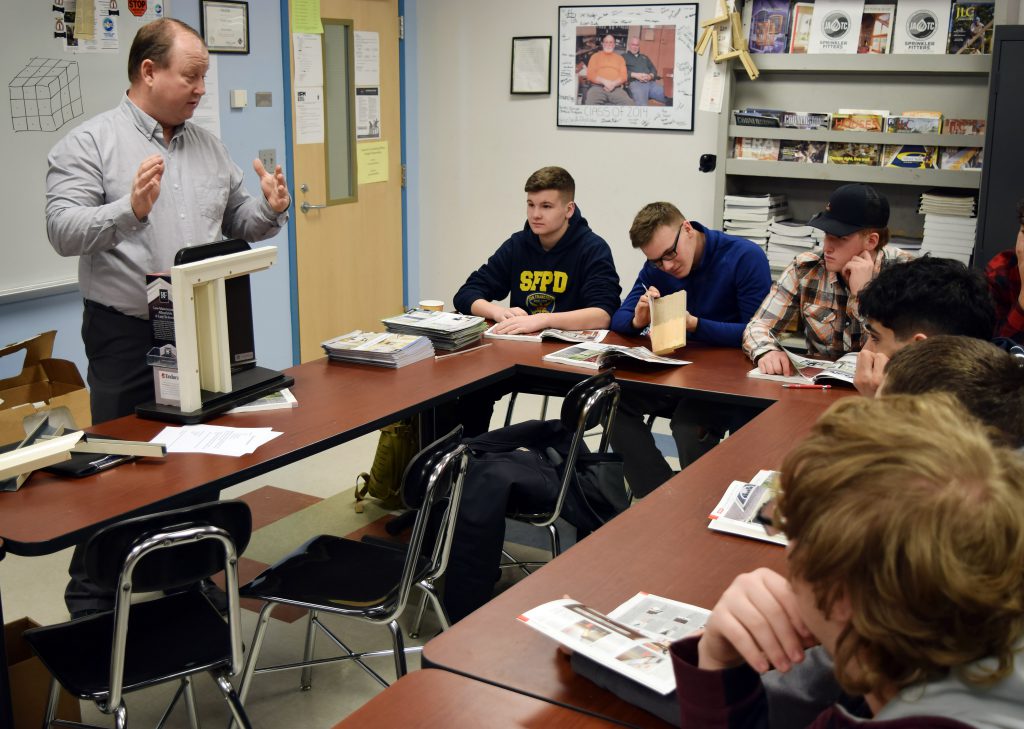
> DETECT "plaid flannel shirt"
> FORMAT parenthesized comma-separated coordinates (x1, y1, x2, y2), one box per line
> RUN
(985, 249, 1024, 344)
(743, 247, 912, 361)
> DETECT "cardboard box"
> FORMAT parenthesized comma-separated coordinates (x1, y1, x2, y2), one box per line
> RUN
(0, 332, 90, 446)
(5, 617, 80, 729)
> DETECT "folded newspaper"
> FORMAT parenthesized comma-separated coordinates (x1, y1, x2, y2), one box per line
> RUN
(517, 593, 709, 695)
(748, 345, 857, 386)
(543, 342, 690, 371)
(483, 325, 608, 344)
(708, 469, 787, 546)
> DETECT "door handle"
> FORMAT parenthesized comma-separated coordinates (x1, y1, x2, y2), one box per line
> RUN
(300, 201, 327, 213)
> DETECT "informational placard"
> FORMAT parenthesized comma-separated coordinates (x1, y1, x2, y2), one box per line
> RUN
(891, 0, 952, 53)
(354, 30, 380, 86)
(807, 0, 863, 53)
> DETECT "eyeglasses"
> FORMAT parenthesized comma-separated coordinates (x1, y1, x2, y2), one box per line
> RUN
(649, 223, 683, 270)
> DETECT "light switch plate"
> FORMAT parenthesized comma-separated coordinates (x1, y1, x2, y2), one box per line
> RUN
(255, 92, 273, 107)
(258, 149, 276, 171)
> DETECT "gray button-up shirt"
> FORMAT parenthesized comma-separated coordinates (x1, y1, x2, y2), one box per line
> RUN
(46, 95, 288, 318)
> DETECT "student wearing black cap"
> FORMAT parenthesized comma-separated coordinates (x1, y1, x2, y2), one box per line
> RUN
(742, 183, 913, 375)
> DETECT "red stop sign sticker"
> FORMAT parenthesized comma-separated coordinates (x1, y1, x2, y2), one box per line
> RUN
(128, 0, 147, 17)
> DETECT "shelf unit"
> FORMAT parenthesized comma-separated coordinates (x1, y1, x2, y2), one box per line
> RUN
(711, 6, 1017, 239)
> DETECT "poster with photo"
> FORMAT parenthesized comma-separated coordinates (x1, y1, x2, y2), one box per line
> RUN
(557, 4, 697, 131)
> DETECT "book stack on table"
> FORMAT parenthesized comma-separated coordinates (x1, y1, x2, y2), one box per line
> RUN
(382, 309, 488, 351)
(321, 331, 435, 368)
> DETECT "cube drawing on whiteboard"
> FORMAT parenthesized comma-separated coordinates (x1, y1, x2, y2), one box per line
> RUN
(9, 58, 82, 133)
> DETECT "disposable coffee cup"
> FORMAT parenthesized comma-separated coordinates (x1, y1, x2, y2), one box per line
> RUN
(419, 300, 444, 311)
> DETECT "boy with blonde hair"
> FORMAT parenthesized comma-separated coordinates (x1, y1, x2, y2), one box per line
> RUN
(673, 394, 1024, 727)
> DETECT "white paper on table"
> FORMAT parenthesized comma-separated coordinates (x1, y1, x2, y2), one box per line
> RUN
(151, 425, 282, 457)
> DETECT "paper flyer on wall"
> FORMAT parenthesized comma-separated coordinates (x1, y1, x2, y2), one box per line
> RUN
(518, 594, 710, 695)
(295, 86, 324, 145)
(354, 30, 380, 86)
(356, 87, 381, 139)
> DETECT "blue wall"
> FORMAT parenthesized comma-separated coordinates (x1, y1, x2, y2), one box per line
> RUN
(0, 5, 294, 378)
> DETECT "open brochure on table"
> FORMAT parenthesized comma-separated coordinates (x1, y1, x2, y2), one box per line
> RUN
(543, 342, 690, 370)
(748, 348, 858, 386)
(708, 469, 788, 546)
(483, 325, 608, 344)
(517, 593, 710, 695)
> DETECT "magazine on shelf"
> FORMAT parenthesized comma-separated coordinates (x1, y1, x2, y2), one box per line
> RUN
(858, 4, 895, 53)
(831, 113, 885, 132)
(748, 0, 791, 53)
(484, 325, 608, 344)
(882, 144, 938, 168)
(944, 118, 985, 135)
(827, 142, 882, 166)
(886, 114, 942, 133)
(517, 593, 711, 695)
(892, 0, 951, 53)
(788, 2, 815, 52)
(748, 348, 858, 386)
(781, 111, 830, 130)
(947, 1, 994, 54)
(940, 146, 984, 170)
(543, 342, 690, 371)
(806, 0, 863, 54)
(708, 470, 788, 546)
(779, 140, 827, 163)
(734, 137, 781, 161)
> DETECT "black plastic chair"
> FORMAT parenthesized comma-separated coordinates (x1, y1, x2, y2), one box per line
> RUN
(503, 370, 623, 569)
(235, 426, 469, 704)
(24, 500, 253, 729)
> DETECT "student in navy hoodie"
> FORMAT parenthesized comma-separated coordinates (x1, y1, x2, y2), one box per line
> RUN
(609, 202, 771, 496)
(449, 167, 621, 435)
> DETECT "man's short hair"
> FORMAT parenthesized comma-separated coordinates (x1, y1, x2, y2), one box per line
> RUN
(524, 166, 575, 202)
(882, 335, 1024, 447)
(128, 19, 204, 84)
(629, 202, 685, 249)
(858, 256, 996, 340)
(778, 393, 1024, 696)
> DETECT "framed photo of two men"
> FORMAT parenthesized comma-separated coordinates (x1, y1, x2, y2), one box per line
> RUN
(558, 4, 697, 131)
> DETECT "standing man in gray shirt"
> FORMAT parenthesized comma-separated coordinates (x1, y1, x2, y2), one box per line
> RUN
(46, 17, 290, 617)
(47, 17, 290, 425)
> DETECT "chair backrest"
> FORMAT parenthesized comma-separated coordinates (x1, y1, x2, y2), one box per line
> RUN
(551, 370, 621, 522)
(391, 425, 468, 622)
(83, 500, 252, 710)
(84, 500, 252, 593)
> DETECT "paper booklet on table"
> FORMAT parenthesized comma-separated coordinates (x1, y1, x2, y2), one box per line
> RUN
(483, 325, 608, 344)
(650, 289, 686, 355)
(543, 342, 690, 371)
(747, 341, 858, 386)
(518, 593, 710, 696)
(708, 469, 788, 546)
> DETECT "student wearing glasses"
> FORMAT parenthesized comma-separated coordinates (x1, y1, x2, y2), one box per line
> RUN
(609, 202, 771, 496)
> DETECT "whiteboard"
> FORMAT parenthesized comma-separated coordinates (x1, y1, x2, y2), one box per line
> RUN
(0, 4, 156, 301)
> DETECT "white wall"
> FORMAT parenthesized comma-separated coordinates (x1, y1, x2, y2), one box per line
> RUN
(405, 0, 722, 306)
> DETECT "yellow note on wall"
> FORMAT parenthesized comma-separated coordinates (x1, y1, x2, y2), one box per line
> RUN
(357, 142, 389, 185)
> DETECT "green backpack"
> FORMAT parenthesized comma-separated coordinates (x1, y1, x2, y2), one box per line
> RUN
(354, 418, 419, 512)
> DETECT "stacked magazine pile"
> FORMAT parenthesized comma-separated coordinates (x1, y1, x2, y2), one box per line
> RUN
(765, 219, 822, 273)
(918, 191, 977, 265)
(722, 194, 790, 250)
(382, 309, 487, 351)
(321, 330, 435, 368)
(543, 342, 689, 370)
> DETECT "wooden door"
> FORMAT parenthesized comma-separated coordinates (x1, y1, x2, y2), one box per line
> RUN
(289, 0, 403, 361)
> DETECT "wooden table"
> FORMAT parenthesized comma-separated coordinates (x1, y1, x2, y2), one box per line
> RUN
(0, 335, 843, 728)
(421, 373, 848, 727)
(332, 669, 622, 728)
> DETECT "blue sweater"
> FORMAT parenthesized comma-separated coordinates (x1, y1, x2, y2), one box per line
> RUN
(611, 221, 771, 347)
(453, 206, 621, 317)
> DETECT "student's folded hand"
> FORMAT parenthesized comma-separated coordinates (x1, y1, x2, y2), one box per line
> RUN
(697, 568, 814, 675)
(492, 312, 548, 335)
(495, 307, 529, 322)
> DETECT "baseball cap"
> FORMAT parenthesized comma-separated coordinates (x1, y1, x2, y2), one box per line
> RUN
(808, 183, 890, 237)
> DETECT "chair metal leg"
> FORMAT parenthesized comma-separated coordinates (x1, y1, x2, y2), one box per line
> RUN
(503, 391, 519, 427)
(418, 581, 451, 632)
(154, 679, 186, 729)
(548, 523, 562, 558)
(408, 591, 429, 639)
(42, 676, 60, 729)
(182, 676, 200, 729)
(387, 620, 407, 679)
(113, 702, 127, 729)
(539, 395, 550, 420)
(214, 673, 253, 729)
(300, 609, 318, 691)
(237, 602, 275, 706)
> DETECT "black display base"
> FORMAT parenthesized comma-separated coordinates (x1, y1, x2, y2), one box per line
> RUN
(135, 366, 295, 424)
